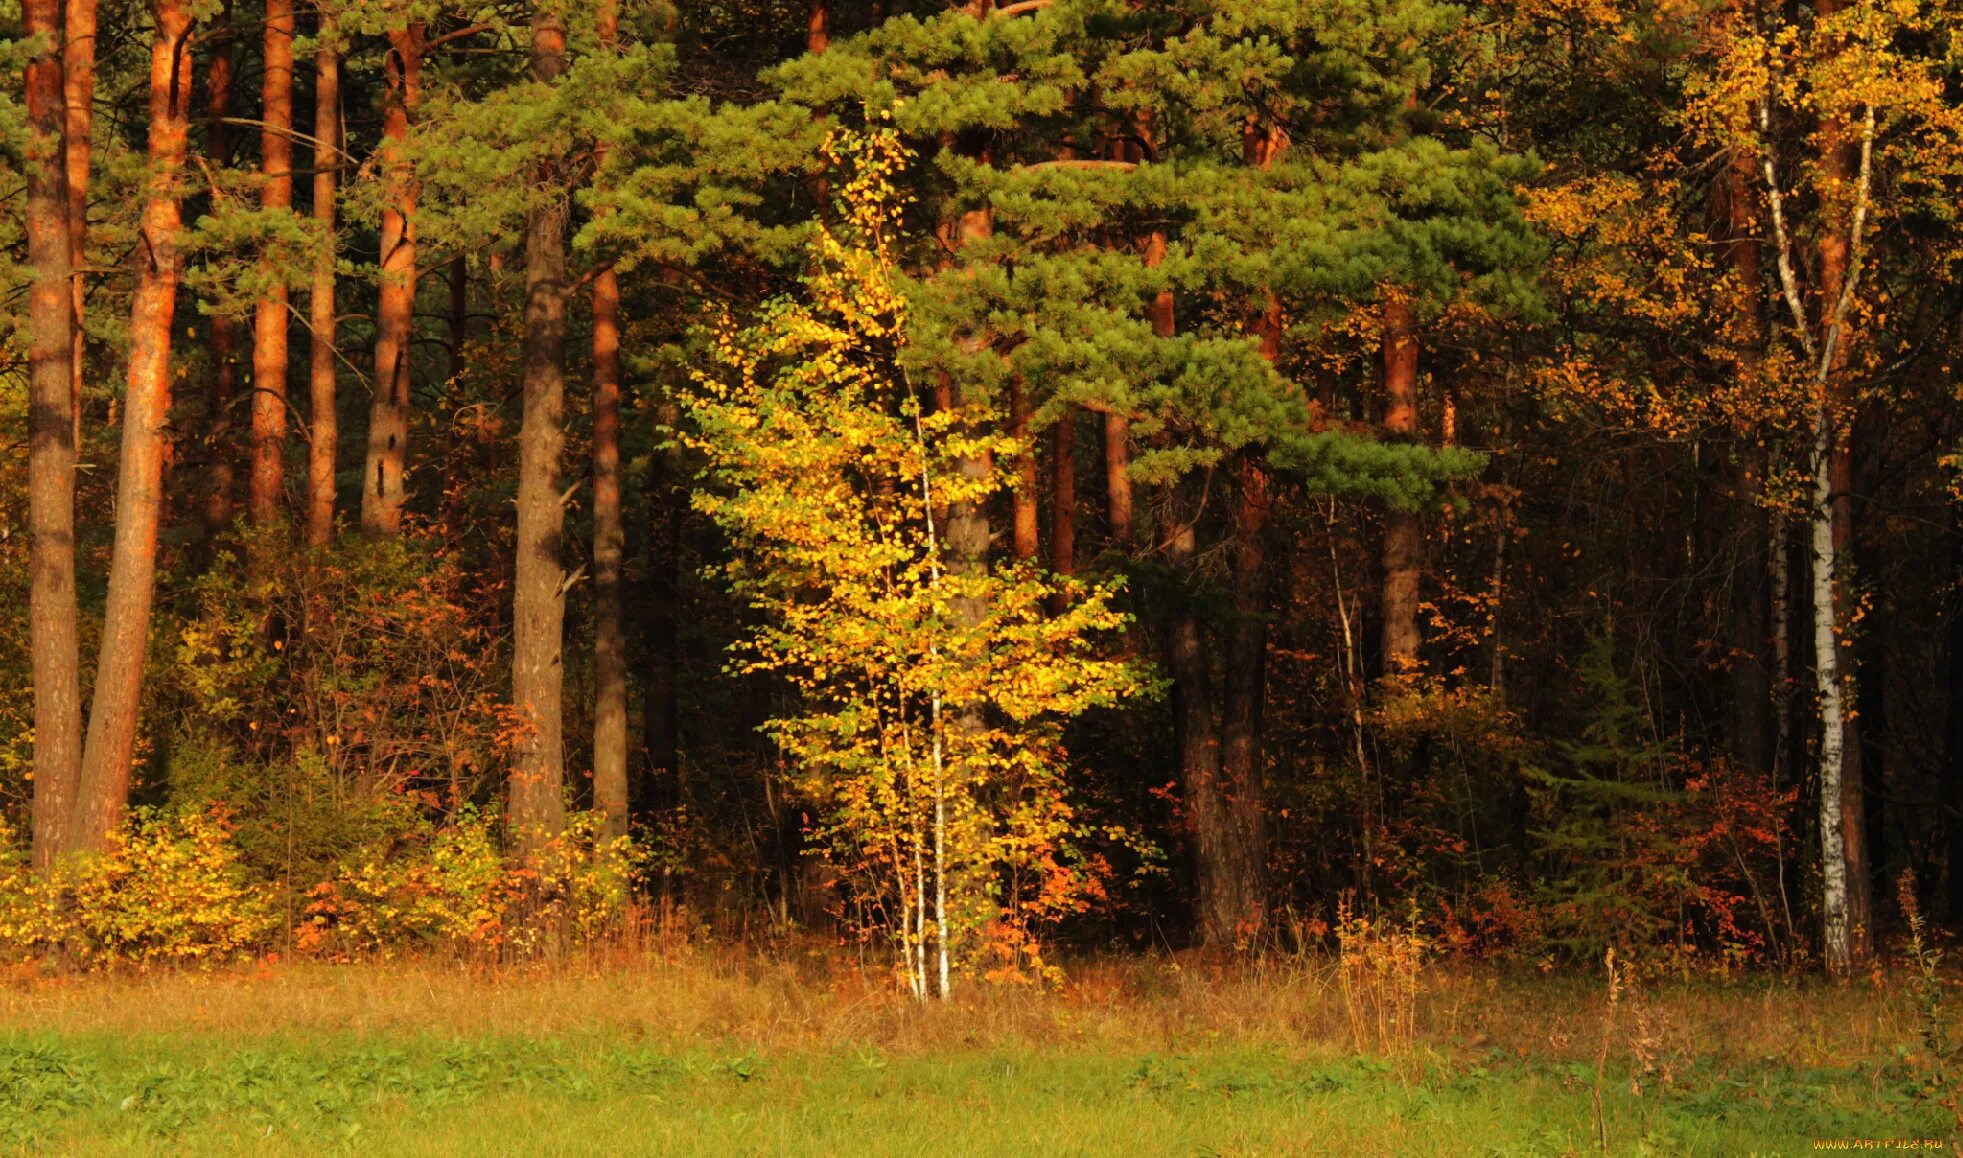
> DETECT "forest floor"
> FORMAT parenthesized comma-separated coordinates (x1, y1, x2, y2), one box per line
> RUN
(0, 946, 1945, 1155)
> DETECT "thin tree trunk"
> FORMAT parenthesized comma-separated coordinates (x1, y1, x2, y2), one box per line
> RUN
(305, 21, 339, 547)
(360, 23, 423, 534)
(63, 0, 97, 453)
(1009, 379, 1039, 562)
(203, 22, 239, 539)
(1380, 294, 1422, 673)
(1805, 29, 1871, 970)
(25, 0, 83, 870)
(71, 0, 195, 852)
(509, 13, 571, 853)
(249, 0, 294, 530)
(590, 0, 628, 840)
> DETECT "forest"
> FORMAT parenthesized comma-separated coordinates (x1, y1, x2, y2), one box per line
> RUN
(2, 0, 1962, 1150)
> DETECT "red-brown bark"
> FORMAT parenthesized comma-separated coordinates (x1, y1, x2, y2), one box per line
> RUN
(509, 14, 571, 853)
(360, 22, 424, 534)
(591, 0, 628, 839)
(72, 0, 195, 852)
(62, 0, 97, 452)
(249, 0, 295, 530)
(1380, 295, 1423, 673)
(25, 0, 83, 869)
(306, 21, 339, 546)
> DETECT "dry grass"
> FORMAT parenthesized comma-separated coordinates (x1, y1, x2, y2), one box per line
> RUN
(0, 939, 1920, 1071)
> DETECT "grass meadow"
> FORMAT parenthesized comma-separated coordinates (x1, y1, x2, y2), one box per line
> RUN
(0, 943, 1944, 1155)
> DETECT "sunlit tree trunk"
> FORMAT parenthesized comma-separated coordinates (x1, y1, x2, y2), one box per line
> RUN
(250, 0, 295, 531)
(590, 0, 628, 839)
(509, 12, 571, 853)
(1380, 294, 1422, 673)
(1009, 380, 1039, 562)
(24, 0, 83, 870)
(306, 21, 339, 547)
(62, 0, 97, 452)
(360, 22, 424, 534)
(72, 0, 195, 852)
(1806, 3, 1871, 970)
(203, 18, 240, 539)
(807, 0, 828, 53)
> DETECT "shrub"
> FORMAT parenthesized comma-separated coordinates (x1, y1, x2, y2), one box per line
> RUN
(298, 808, 641, 959)
(64, 807, 277, 965)
(0, 809, 275, 967)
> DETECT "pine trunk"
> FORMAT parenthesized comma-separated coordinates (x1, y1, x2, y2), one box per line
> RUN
(25, 0, 83, 870)
(203, 27, 239, 539)
(305, 24, 339, 547)
(1380, 295, 1422, 673)
(360, 23, 423, 535)
(249, 0, 294, 530)
(509, 14, 571, 853)
(1217, 459, 1272, 942)
(590, 0, 628, 840)
(63, 0, 97, 452)
(72, 0, 194, 851)
(1009, 380, 1039, 562)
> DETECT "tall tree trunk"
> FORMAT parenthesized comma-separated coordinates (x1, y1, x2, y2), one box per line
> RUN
(509, 13, 570, 853)
(305, 21, 339, 547)
(203, 21, 239, 539)
(25, 0, 83, 870)
(1380, 294, 1422, 673)
(1161, 505, 1250, 946)
(249, 0, 294, 530)
(1210, 122, 1282, 941)
(1009, 380, 1039, 562)
(1216, 458, 1272, 941)
(1809, 4, 1871, 972)
(1722, 147, 1773, 777)
(72, 0, 195, 852)
(590, 0, 628, 839)
(359, 22, 423, 535)
(63, 0, 97, 452)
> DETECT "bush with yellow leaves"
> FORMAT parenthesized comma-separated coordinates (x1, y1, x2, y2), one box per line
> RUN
(0, 808, 274, 966)
(298, 807, 640, 960)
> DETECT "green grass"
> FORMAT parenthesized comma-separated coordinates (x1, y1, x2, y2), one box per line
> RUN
(0, 1028, 1939, 1155)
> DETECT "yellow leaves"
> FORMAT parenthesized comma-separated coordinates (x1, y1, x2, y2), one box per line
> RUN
(0, 808, 275, 967)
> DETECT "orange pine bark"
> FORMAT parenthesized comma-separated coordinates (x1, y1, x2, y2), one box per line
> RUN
(72, 0, 195, 851)
(249, 0, 295, 529)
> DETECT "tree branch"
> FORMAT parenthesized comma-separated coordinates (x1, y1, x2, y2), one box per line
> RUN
(1756, 96, 1817, 365)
